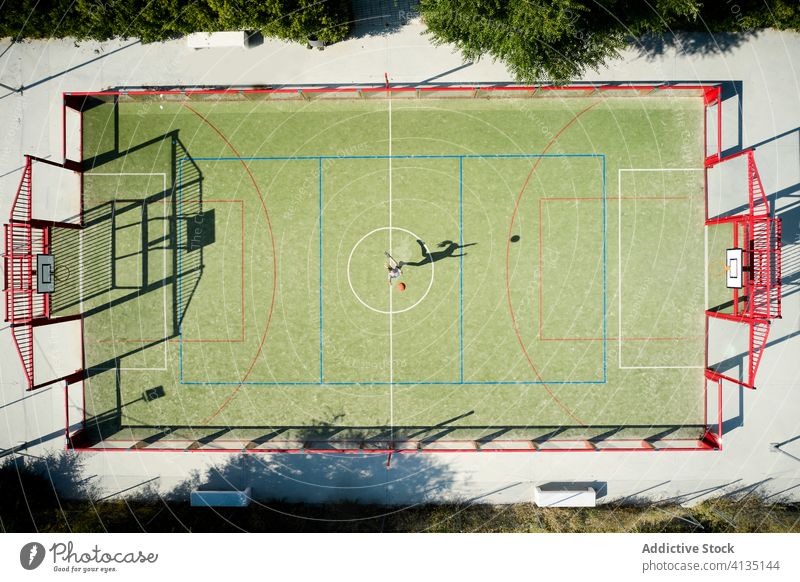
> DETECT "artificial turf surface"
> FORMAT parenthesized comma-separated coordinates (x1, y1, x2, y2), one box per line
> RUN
(52, 93, 710, 447)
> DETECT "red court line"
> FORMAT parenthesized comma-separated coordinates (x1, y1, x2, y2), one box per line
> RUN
(98, 199, 246, 344)
(180, 103, 278, 425)
(538, 195, 696, 342)
(64, 85, 715, 98)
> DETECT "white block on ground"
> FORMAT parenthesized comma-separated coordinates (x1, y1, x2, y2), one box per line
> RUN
(186, 31, 249, 49)
(534, 485, 597, 507)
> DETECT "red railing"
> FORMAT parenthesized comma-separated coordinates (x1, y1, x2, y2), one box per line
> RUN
(64, 83, 715, 97)
(4, 160, 37, 388)
(68, 435, 720, 454)
(4, 159, 33, 323)
(11, 325, 34, 387)
(5, 224, 30, 324)
(10, 157, 31, 222)
(705, 150, 781, 390)
(749, 150, 769, 218)
(3, 157, 64, 390)
(4, 160, 48, 325)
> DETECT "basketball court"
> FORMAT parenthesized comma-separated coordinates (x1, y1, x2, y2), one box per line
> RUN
(2, 85, 781, 452)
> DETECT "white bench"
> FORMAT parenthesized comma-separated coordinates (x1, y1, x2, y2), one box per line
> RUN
(187, 31, 249, 50)
(190, 487, 252, 507)
(534, 485, 596, 507)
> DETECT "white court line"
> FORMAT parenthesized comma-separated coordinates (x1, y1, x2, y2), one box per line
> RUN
(87, 172, 168, 371)
(348, 227, 434, 314)
(617, 168, 705, 370)
(618, 365, 705, 370)
(617, 168, 704, 172)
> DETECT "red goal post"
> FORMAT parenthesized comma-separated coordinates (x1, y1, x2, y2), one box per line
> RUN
(704, 149, 781, 392)
(3, 155, 84, 391)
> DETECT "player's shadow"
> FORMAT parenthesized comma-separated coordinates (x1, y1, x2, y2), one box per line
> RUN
(402, 239, 476, 267)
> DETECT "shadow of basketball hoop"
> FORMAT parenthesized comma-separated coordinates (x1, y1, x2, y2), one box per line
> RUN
(53, 265, 71, 283)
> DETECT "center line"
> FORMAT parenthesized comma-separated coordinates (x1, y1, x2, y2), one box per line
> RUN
(388, 93, 394, 441)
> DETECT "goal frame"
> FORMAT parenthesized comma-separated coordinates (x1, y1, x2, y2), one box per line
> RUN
(3, 155, 84, 391)
(704, 149, 782, 391)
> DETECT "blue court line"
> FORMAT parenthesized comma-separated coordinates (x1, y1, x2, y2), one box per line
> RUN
(318, 158, 323, 383)
(459, 157, 464, 383)
(181, 380, 606, 386)
(177, 154, 607, 386)
(184, 153, 602, 162)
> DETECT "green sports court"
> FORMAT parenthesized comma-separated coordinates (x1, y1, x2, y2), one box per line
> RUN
(50, 87, 713, 451)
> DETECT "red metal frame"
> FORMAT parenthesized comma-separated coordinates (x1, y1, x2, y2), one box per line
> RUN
(703, 86, 723, 166)
(70, 441, 718, 454)
(3, 155, 85, 391)
(705, 150, 781, 390)
(62, 83, 718, 99)
(4, 158, 37, 388)
(49, 83, 728, 453)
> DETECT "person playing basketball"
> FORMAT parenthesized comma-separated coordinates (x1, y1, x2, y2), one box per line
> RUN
(385, 251, 403, 286)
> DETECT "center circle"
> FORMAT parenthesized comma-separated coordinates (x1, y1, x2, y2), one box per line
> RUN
(347, 227, 435, 314)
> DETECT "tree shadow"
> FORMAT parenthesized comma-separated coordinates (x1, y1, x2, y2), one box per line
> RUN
(4, 449, 796, 532)
(167, 451, 460, 521)
(632, 31, 759, 60)
(350, 0, 419, 38)
(0, 451, 100, 531)
(0, 445, 464, 531)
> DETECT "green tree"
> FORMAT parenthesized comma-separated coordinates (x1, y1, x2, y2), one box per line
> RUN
(257, 0, 351, 44)
(418, 0, 699, 83)
(0, 0, 352, 45)
(419, 0, 799, 83)
(697, 0, 800, 33)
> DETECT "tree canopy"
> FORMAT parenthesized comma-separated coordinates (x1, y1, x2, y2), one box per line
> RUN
(419, 0, 800, 83)
(0, 0, 352, 44)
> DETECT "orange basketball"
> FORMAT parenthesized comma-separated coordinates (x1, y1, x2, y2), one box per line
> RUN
(397, 282, 406, 292)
